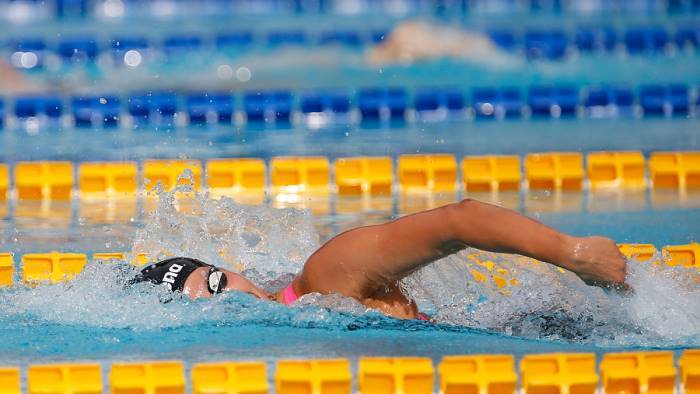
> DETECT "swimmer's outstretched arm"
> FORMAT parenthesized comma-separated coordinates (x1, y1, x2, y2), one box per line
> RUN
(298, 199, 627, 298)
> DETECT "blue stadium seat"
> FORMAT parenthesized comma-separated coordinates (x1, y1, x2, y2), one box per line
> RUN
(185, 93, 234, 124)
(639, 84, 689, 116)
(0, 99, 4, 129)
(14, 96, 63, 118)
(163, 35, 203, 54)
(472, 87, 522, 119)
(71, 95, 120, 127)
(625, 27, 669, 54)
(414, 88, 465, 113)
(675, 26, 700, 49)
(528, 85, 579, 117)
(267, 30, 307, 47)
(57, 38, 99, 61)
(127, 92, 178, 123)
(524, 30, 568, 59)
(319, 30, 363, 47)
(357, 87, 407, 120)
(244, 90, 292, 122)
(574, 27, 617, 52)
(215, 32, 254, 49)
(488, 30, 517, 51)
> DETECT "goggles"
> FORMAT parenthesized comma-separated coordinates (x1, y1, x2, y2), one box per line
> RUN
(207, 267, 228, 295)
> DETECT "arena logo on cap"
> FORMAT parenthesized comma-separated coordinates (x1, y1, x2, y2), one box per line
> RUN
(162, 263, 183, 290)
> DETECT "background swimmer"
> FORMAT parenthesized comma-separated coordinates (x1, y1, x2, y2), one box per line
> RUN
(135, 199, 628, 320)
(367, 20, 508, 65)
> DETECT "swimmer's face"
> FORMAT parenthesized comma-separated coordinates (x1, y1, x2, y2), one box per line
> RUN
(182, 267, 272, 300)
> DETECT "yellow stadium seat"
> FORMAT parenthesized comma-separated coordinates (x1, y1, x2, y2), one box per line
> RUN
(28, 363, 102, 394)
(92, 252, 149, 266)
(270, 156, 330, 193)
(143, 160, 202, 191)
(662, 243, 700, 268)
(0, 164, 8, 200)
(587, 151, 646, 189)
(334, 156, 394, 196)
(600, 351, 676, 394)
(192, 361, 268, 394)
(110, 361, 185, 394)
(520, 353, 598, 394)
(618, 244, 658, 262)
(680, 349, 700, 394)
(649, 152, 700, 190)
(462, 155, 521, 192)
(78, 162, 138, 195)
(0, 367, 20, 394)
(15, 161, 74, 200)
(358, 357, 434, 394)
(0, 253, 13, 287)
(206, 158, 266, 192)
(398, 154, 458, 192)
(276, 359, 351, 394)
(439, 354, 516, 394)
(22, 252, 87, 283)
(525, 153, 584, 191)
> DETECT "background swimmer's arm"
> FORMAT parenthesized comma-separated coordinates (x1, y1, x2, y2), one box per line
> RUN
(298, 199, 627, 298)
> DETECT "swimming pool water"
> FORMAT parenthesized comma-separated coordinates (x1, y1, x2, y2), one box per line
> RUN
(0, 9, 698, 377)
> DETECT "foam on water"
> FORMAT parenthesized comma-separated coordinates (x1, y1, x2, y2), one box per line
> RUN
(0, 180, 698, 347)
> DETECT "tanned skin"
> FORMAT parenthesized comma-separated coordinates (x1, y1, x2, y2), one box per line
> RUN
(183, 199, 628, 319)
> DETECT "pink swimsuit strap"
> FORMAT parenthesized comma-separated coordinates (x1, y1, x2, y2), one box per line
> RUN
(282, 283, 300, 305)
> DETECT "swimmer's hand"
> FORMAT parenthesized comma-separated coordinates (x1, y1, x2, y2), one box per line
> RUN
(566, 236, 629, 290)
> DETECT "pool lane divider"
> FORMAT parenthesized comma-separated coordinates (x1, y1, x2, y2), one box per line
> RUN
(0, 350, 698, 393)
(0, 151, 698, 202)
(0, 243, 698, 289)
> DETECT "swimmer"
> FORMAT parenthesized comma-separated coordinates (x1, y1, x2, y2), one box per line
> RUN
(367, 20, 506, 65)
(134, 199, 627, 320)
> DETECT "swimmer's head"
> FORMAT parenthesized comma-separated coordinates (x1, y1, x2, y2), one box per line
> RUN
(134, 257, 270, 300)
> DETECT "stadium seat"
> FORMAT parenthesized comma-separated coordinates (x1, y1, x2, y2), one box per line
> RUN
(71, 95, 121, 127)
(215, 31, 254, 49)
(357, 87, 407, 121)
(625, 27, 669, 54)
(528, 85, 579, 117)
(244, 90, 293, 122)
(111, 37, 149, 53)
(371, 30, 389, 43)
(14, 96, 63, 119)
(185, 92, 234, 124)
(0, 100, 4, 129)
(319, 30, 363, 47)
(472, 87, 522, 119)
(525, 30, 568, 59)
(267, 30, 307, 47)
(163, 35, 203, 54)
(127, 92, 178, 123)
(57, 37, 99, 61)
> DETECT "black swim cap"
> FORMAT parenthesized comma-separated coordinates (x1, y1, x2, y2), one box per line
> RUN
(135, 257, 211, 292)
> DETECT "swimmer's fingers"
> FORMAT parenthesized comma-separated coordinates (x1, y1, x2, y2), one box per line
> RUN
(582, 277, 633, 295)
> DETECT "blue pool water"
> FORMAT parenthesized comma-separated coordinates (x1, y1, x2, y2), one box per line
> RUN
(0, 7, 699, 372)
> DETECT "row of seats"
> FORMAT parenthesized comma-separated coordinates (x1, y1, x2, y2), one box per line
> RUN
(0, 243, 696, 287)
(5, 24, 700, 65)
(1, 84, 697, 128)
(0, 350, 697, 393)
(0, 152, 697, 201)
